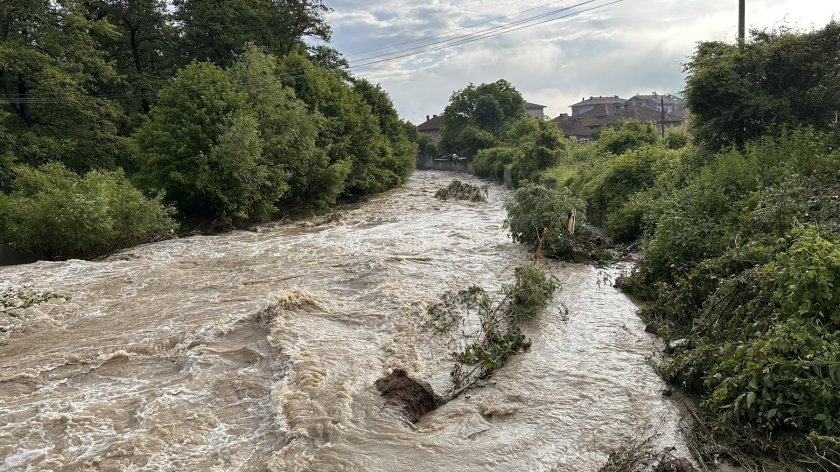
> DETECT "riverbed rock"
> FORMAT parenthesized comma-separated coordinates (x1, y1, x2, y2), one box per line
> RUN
(374, 369, 442, 423)
(664, 338, 689, 354)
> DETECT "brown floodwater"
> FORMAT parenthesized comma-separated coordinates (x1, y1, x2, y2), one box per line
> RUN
(0, 171, 687, 471)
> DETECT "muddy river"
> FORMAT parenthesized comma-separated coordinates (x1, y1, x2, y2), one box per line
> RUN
(0, 171, 687, 471)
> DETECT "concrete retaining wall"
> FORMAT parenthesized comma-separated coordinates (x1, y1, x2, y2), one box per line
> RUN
(416, 155, 474, 174)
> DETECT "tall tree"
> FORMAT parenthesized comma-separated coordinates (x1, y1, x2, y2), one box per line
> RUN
(0, 0, 129, 171)
(173, 0, 331, 67)
(440, 80, 526, 157)
(85, 0, 177, 114)
(133, 62, 277, 223)
(278, 52, 397, 196)
(684, 21, 840, 151)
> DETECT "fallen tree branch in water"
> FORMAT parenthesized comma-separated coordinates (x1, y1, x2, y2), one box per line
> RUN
(375, 264, 557, 422)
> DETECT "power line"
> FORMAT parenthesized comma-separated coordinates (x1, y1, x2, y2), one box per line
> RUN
(344, 0, 577, 57)
(350, 0, 621, 69)
(0, 0, 622, 104)
(348, 0, 599, 64)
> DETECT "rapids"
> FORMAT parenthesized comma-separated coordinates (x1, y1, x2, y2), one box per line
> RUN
(0, 171, 687, 471)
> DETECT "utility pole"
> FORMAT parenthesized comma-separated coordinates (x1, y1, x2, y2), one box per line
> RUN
(738, 0, 746, 43)
(660, 96, 666, 137)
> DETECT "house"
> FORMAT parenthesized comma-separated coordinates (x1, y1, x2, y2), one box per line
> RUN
(525, 102, 547, 119)
(552, 113, 593, 141)
(417, 114, 444, 140)
(556, 92, 686, 140)
(570, 96, 626, 117)
(626, 93, 684, 114)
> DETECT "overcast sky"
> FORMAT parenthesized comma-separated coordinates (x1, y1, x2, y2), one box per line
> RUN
(321, 0, 838, 123)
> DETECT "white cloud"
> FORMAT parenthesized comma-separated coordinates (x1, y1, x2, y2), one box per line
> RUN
(326, 0, 840, 123)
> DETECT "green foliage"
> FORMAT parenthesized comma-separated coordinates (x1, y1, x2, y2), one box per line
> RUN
(663, 127, 691, 150)
(473, 146, 521, 181)
(508, 120, 567, 185)
(86, 0, 177, 115)
(173, 0, 331, 66)
(505, 182, 589, 259)
(352, 79, 416, 184)
(440, 80, 525, 157)
(134, 62, 281, 223)
(0, 163, 175, 259)
(0, 0, 131, 171)
(503, 264, 557, 323)
(581, 145, 679, 232)
(278, 53, 404, 197)
(229, 46, 341, 212)
(437, 265, 557, 395)
(705, 319, 839, 435)
(636, 128, 840, 286)
(684, 22, 840, 151)
(597, 120, 660, 155)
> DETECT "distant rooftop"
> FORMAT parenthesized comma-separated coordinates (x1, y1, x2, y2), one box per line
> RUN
(417, 114, 444, 131)
(524, 102, 546, 109)
(570, 96, 626, 107)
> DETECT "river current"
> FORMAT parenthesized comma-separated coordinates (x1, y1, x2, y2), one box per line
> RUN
(0, 171, 686, 471)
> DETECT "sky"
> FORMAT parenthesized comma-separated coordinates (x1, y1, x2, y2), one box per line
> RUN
(320, 0, 839, 124)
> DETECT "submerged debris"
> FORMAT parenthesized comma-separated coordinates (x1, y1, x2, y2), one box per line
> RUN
(435, 180, 488, 202)
(374, 368, 442, 423)
(598, 433, 698, 472)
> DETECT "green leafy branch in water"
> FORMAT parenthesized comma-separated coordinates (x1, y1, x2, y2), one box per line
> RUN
(435, 264, 557, 401)
(1, 287, 70, 313)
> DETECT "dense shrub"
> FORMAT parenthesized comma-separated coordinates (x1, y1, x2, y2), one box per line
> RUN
(473, 146, 521, 181)
(133, 62, 281, 224)
(684, 22, 840, 150)
(229, 46, 339, 212)
(704, 319, 839, 435)
(509, 120, 567, 185)
(596, 120, 660, 155)
(0, 163, 175, 259)
(504, 182, 589, 259)
(504, 264, 556, 323)
(580, 145, 679, 233)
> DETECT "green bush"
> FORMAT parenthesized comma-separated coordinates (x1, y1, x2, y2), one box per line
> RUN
(504, 264, 557, 323)
(597, 120, 660, 155)
(134, 61, 282, 224)
(704, 319, 839, 435)
(473, 146, 521, 181)
(504, 182, 589, 259)
(580, 145, 679, 233)
(0, 163, 175, 259)
(663, 127, 691, 149)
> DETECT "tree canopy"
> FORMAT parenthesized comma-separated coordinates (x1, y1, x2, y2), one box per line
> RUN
(440, 80, 526, 157)
(684, 21, 840, 150)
